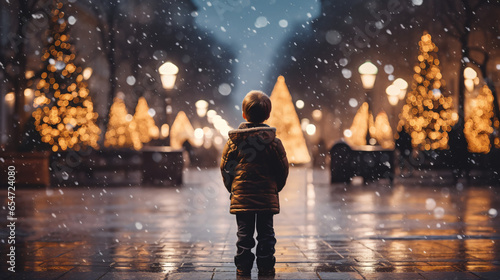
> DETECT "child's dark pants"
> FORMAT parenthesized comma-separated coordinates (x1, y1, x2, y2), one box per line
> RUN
(235, 212, 276, 271)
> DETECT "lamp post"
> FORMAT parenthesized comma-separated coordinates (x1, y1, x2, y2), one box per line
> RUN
(386, 84, 401, 129)
(159, 61, 178, 146)
(393, 78, 408, 101)
(358, 61, 378, 145)
(386, 78, 408, 132)
(464, 67, 477, 93)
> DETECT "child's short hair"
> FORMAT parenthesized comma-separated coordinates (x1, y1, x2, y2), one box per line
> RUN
(242, 90, 272, 123)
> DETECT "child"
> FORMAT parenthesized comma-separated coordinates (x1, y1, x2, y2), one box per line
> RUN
(220, 90, 289, 276)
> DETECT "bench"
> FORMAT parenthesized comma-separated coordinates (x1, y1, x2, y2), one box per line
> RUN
(142, 146, 183, 186)
(50, 147, 184, 186)
(0, 151, 51, 187)
(330, 141, 394, 184)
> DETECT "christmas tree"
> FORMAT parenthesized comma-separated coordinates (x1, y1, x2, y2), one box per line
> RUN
(266, 76, 310, 164)
(32, 0, 100, 152)
(170, 111, 195, 149)
(373, 111, 394, 149)
(346, 102, 373, 146)
(399, 32, 456, 150)
(133, 97, 159, 144)
(104, 96, 142, 150)
(464, 85, 496, 153)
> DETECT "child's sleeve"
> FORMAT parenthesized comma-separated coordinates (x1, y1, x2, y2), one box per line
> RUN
(220, 140, 237, 193)
(272, 138, 289, 192)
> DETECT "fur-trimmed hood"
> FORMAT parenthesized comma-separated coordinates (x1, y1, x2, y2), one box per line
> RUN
(228, 122, 276, 145)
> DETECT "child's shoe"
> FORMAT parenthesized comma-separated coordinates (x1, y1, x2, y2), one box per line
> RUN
(258, 267, 275, 276)
(236, 268, 251, 276)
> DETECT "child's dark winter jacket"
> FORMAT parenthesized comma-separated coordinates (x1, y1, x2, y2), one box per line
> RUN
(220, 122, 289, 214)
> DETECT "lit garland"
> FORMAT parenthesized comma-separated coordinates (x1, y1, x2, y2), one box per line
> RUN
(104, 97, 143, 150)
(133, 97, 159, 144)
(464, 85, 496, 153)
(32, 1, 100, 152)
(399, 32, 457, 150)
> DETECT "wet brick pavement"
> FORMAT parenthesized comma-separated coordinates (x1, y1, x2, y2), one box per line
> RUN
(1, 167, 500, 279)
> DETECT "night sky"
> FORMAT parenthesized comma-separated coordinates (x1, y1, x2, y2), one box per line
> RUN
(191, 0, 321, 106)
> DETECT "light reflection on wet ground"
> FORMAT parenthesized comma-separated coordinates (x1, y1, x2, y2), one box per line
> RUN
(0, 167, 499, 279)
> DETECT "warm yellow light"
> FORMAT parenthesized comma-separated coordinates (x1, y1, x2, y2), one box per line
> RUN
(161, 124, 169, 138)
(343, 129, 352, 138)
(159, 62, 178, 90)
(464, 67, 477, 80)
(25, 70, 35, 79)
(312, 109, 322, 121)
(388, 95, 399, 106)
(464, 79, 475, 92)
(5, 92, 15, 109)
(386, 84, 400, 96)
(83, 67, 92, 80)
(358, 61, 378, 90)
(305, 124, 316, 136)
(195, 100, 209, 117)
(295, 100, 304, 109)
(393, 78, 408, 100)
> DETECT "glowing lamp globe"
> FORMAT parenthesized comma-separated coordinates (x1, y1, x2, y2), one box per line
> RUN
(386, 84, 400, 106)
(393, 78, 408, 100)
(159, 62, 179, 90)
(195, 100, 209, 117)
(464, 67, 477, 80)
(358, 61, 378, 90)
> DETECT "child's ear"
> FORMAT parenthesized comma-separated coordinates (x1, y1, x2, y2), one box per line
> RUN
(242, 111, 247, 121)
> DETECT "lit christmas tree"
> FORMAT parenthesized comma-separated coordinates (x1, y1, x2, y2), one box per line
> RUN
(399, 32, 457, 150)
(104, 96, 142, 150)
(267, 76, 310, 164)
(464, 85, 496, 153)
(133, 97, 159, 144)
(32, 0, 100, 152)
(346, 102, 372, 146)
(373, 111, 394, 149)
(170, 111, 195, 150)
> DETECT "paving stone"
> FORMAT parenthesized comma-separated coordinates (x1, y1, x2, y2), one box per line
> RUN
(0, 168, 499, 279)
(363, 272, 425, 280)
(99, 272, 166, 280)
(317, 272, 364, 279)
(57, 271, 108, 280)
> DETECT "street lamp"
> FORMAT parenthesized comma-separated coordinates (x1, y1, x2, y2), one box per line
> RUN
(386, 84, 401, 131)
(386, 78, 408, 131)
(464, 67, 477, 92)
(358, 61, 378, 91)
(358, 61, 378, 145)
(195, 100, 209, 118)
(386, 84, 400, 106)
(393, 78, 408, 100)
(158, 61, 179, 145)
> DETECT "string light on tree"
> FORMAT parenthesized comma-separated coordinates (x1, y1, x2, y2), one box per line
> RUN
(133, 97, 159, 144)
(399, 32, 457, 150)
(464, 85, 497, 153)
(32, 0, 100, 152)
(104, 96, 142, 150)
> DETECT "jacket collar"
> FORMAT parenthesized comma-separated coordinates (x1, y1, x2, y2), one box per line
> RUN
(228, 122, 276, 144)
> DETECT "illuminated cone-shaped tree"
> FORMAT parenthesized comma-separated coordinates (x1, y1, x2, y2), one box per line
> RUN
(32, 1, 100, 152)
(170, 111, 195, 149)
(133, 97, 159, 144)
(399, 32, 456, 150)
(104, 97, 142, 150)
(464, 85, 497, 153)
(373, 111, 394, 149)
(267, 76, 310, 164)
(346, 102, 373, 146)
